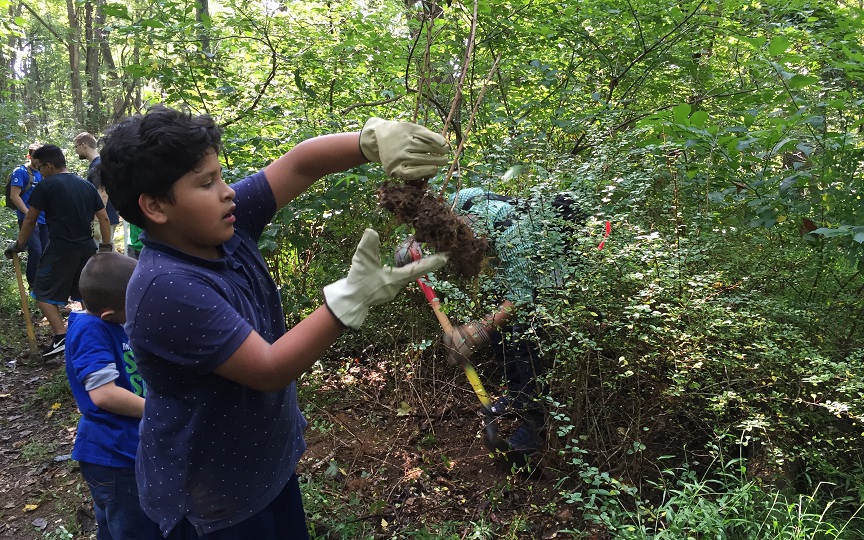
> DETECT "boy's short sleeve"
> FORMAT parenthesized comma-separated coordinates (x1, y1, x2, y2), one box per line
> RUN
(10, 166, 29, 188)
(68, 313, 121, 383)
(129, 271, 255, 373)
(231, 171, 277, 242)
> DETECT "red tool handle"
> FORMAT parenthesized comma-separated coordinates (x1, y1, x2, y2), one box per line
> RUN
(408, 244, 454, 334)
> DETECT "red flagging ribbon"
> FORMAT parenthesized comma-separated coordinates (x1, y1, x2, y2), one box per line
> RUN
(597, 221, 611, 250)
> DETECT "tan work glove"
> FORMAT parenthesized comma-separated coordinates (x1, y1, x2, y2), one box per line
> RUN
(323, 229, 449, 330)
(442, 322, 491, 365)
(359, 117, 449, 180)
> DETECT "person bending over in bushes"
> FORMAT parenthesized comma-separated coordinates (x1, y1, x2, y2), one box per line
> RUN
(442, 187, 583, 455)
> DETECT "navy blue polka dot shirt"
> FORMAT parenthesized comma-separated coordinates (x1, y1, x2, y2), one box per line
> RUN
(127, 172, 307, 536)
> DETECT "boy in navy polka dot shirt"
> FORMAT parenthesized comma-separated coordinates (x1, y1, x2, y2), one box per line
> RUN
(99, 105, 449, 539)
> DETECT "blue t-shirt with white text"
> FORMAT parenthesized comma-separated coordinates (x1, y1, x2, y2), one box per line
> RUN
(66, 310, 143, 468)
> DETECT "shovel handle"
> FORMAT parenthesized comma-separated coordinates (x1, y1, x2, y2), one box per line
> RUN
(413, 266, 492, 408)
(407, 244, 511, 456)
(12, 253, 38, 354)
(408, 246, 492, 404)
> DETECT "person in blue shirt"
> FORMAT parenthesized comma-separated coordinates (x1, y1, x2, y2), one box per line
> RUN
(7, 142, 49, 288)
(66, 251, 160, 540)
(98, 105, 449, 539)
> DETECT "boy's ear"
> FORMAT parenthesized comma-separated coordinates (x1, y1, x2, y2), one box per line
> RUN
(139, 193, 168, 224)
(99, 309, 116, 322)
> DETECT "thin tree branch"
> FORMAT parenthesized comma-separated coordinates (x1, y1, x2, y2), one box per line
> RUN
(222, 31, 278, 127)
(21, 2, 67, 45)
(605, 0, 708, 103)
(441, 0, 479, 140)
(439, 52, 502, 197)
(340, 95, 404, 116)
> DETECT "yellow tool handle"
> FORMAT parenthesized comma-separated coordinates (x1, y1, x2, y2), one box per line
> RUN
(12, 253, 38, 354)
(462, 363, 492, 409)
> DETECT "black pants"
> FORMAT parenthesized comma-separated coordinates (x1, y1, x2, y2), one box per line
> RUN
(490, 323, 547, 425)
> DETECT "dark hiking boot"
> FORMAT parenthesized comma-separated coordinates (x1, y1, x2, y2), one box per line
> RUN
(507, 423, 541, 454)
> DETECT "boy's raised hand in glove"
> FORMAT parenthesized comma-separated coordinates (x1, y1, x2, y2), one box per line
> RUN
(323, 229, 449, 329)
(359, 118, 449, 180)
(442, 322, 491, 366)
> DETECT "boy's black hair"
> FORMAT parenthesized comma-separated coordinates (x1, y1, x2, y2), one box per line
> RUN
(79, 252, 138, 315)
(30, 145, 67, 168)
(99, 104, 224, 228)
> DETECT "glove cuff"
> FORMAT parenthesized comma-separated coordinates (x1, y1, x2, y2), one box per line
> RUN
(359, 117, 384, 163)
(321, 291, 349, 330)
(322, 280, 368, 330)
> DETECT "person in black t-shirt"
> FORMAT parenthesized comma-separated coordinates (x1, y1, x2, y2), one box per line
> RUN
(5, 144, 111, 358)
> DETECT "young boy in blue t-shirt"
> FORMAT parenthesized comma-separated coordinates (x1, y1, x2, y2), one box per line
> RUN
(98, 105, 450, 539)
(65, 252, 160, 540)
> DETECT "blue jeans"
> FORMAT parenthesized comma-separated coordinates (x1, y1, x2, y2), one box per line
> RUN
(79, 462, 160, 540)
(19, 221, 48, 288)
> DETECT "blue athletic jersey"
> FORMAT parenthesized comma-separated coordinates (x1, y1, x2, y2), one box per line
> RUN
(9, 165, 46, 224)
(66, 311, 143, 468)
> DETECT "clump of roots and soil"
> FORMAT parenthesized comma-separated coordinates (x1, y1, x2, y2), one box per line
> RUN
(377, 180, 487, 277)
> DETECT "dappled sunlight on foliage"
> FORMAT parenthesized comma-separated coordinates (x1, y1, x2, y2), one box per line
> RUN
(2, 0, 864, 536)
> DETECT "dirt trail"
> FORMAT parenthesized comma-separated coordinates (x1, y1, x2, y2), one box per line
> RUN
(0, 316, 578, 539)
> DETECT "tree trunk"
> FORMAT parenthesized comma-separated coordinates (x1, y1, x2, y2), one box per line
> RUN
(65, 0, 84, 126)
(1, 4, 21, 98)
(83, 0, 102, 130)
(197, 0, 211, 54)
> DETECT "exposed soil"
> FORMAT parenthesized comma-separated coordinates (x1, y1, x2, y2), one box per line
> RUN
(0, 305, 596, 539)
(378, 180, 487, 278)
(0, 311, 92, 540)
